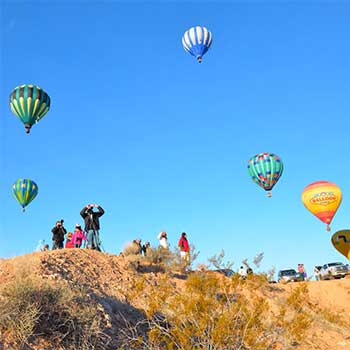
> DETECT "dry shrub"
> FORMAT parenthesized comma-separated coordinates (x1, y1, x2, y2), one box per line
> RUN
(277, 283, 312, 343)
(120, 250, 326, 349)
(124, 244, 199, 274)
(122, 242, 141, 257)
(245, 272, 269, 290)
(314, 306, 350, 328)
(0, 276, 110, 350)
(125, 275, 148, 303)
(207, 249, 234, 271)
(120, 259, 347, 350)
(120, 271, 315, 350)
(196, 263, 209, 272)
(123, 246, 172, 272)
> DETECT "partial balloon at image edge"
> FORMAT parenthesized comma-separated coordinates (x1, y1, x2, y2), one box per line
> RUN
(331, 230, 350, 260)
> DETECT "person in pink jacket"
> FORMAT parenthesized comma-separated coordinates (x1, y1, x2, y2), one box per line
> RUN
(72, 224, 86, 248)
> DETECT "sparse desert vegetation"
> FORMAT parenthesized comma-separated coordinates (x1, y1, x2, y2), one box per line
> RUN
(0, 249, 349, 350)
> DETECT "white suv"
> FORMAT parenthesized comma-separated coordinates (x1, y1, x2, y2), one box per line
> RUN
(319, 262, 349, 280)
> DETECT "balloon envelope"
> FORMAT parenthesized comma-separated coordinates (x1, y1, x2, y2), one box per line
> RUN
(301, 181, 342, 230)
(332, 230, 350, 260)
(247, 152, 283, 196)
(12, 179, 38, 210)
(182, 26, 212, 62)
(9, 84, 50, 133)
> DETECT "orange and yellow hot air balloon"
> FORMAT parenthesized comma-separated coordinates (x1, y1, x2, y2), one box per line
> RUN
(301, 181, 342, 231)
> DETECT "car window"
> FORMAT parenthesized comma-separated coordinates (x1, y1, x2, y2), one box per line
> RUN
(280, 269, 296, 276)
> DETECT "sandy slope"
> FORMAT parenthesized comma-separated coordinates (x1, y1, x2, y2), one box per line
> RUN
(0, 250, 350, 350)
(285, 278, 350, 350)
(307, 278, 350, 312)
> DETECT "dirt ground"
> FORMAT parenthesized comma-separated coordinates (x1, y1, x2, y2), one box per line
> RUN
(0, 249, 349, 350)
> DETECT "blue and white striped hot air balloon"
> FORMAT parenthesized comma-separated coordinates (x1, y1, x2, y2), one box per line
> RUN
(182, 26, 213, 63)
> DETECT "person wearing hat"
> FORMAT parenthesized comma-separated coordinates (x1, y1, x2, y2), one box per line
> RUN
(157, 231, 169, 250)
(72, 224, 86, 248)
(65, 232, 75, 249)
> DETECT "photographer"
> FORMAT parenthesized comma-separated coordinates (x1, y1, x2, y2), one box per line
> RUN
(80, 204, 105, 251)
(51, 220, 66, 250)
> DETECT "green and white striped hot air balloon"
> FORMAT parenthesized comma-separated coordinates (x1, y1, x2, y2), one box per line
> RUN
(12, 178, 38, 212)
(9, 84, 51, 133)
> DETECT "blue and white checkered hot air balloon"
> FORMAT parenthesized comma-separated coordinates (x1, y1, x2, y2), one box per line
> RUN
(182, 26, 213, 63)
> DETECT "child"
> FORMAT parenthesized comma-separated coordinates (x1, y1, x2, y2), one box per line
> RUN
(72, 224, 86, 248)
(42, 244, 49, 251)
(65, 232, 75, 248)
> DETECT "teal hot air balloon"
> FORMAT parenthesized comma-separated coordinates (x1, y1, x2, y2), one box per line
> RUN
(9, 84, 51, 133)
(12, 179, 38, 212)
(247, 152, 284, 197)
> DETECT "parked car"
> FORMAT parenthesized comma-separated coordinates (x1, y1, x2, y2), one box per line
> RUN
(278, 269, 305, 283)
(319, 262, 349, 280)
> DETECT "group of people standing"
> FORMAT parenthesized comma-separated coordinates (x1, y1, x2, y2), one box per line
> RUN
(51, 204, 105, 251)
(158, 231, 191, 263)
(130, 239, 151, 256)
(49, 203, 191, 263)
(129, 231, 191, 262)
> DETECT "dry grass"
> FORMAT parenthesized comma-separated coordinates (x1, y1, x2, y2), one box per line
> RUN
(0, 275, 110, 350)
(314, 306, 350, 328)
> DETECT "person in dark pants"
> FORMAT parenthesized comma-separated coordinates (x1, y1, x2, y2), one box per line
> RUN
(51, 220, 66, 249)
(142, 242, 151, 256)
(80, 204, 105, 250)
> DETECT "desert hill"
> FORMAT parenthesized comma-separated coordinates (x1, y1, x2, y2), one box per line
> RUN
(0, 249, 349, 350)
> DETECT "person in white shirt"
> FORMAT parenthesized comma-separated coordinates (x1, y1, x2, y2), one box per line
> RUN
(157, 231, 169, 249)
(238, 266, 247, 279)
(314, 266, 321, 281)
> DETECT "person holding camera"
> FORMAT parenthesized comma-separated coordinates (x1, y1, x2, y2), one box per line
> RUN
(80, 204, 105, 251)
(51, 220, 67, 250)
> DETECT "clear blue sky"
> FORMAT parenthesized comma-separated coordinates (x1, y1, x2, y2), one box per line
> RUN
(1, 1, 350, 277)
